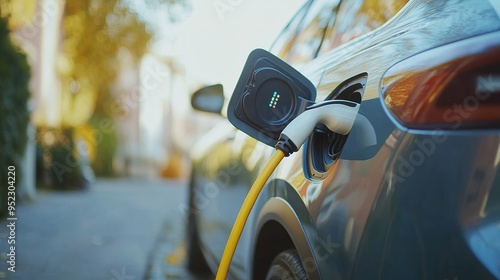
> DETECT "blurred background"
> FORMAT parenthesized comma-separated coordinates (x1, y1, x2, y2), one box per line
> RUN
(0, 0, 303, 279)
(0, 0, 304, 196)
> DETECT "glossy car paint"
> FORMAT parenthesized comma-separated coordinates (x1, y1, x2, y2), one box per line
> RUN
(189, 0, 500, 279)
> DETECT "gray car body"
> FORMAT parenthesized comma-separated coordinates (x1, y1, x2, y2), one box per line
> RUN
(189, 0, 500, 279)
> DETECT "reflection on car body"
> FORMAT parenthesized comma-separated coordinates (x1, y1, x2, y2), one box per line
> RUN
(187, 0, 500, 279)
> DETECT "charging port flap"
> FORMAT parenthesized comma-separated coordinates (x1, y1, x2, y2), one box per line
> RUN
(227, 49, 317, 146)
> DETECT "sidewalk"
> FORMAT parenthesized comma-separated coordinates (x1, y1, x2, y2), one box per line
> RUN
(0, 178, 202, 280)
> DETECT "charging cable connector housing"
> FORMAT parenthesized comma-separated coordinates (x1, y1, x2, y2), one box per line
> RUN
(276, 100, 360, 156)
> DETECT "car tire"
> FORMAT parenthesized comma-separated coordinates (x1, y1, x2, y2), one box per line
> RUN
(265, 249, 308, 280)
(186, 170, 211, 274)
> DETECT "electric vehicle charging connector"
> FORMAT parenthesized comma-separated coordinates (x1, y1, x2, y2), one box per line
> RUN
(276, 100, 360, 156)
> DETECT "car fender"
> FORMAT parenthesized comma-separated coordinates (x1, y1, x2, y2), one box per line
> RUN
(251, 179, 335, 280)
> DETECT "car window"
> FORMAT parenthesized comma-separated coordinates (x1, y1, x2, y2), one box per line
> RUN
(270, 0, 341, 66)
(319, 0, 409, 54)
(269, 1, 311, 58)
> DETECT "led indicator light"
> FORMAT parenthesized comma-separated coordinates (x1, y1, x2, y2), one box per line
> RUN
(269, 91, 280, 108)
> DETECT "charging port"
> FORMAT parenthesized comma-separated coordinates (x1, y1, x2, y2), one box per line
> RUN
(303, 73, 367, 181)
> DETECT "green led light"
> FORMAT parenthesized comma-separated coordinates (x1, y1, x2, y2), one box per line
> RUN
(269, 91, 280, 108)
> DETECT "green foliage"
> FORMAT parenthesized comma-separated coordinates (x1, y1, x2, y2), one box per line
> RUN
(89, 114, 118, 177)
(0, 17, 31, 217)
(35, 127, 88, 190)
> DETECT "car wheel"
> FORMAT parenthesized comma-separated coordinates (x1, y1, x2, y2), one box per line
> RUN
(265, 249, 308, 280)
(186, 170, 211, 274)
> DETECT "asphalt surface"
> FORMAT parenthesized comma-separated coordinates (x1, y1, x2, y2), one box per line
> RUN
(0, 178, 212, 280)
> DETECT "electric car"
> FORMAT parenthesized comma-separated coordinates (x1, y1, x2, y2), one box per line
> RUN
(187, 0, 500, 279)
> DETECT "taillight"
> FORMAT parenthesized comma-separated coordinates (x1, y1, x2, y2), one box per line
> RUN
(381, 32, 500, 129)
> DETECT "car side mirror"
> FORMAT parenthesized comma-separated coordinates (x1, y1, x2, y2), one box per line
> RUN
(227, 49, 316, 146)
(191, 84, 225, 114)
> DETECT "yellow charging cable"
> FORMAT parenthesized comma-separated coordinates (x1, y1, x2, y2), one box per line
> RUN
(215, 99, 360, 278)
(215, 149, 285, 280)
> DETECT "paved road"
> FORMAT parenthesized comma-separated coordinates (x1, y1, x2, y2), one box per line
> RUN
(0, 178, 211, 280)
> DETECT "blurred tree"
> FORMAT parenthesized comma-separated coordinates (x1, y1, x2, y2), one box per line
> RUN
(0, 17, 30, 217)
(59, 0, 152, 176)
(61, 0, 152, 122)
